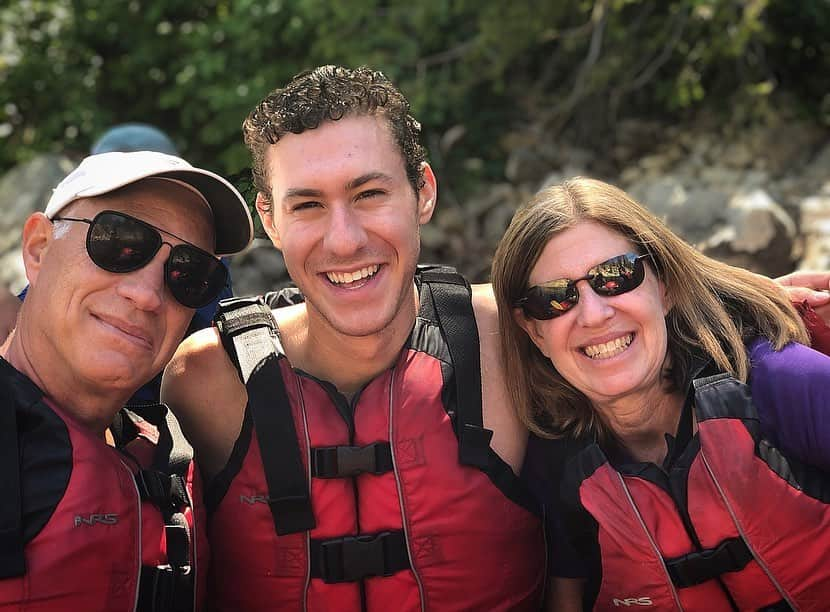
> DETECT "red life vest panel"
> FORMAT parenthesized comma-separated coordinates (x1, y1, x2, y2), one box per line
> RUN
(563, 372, 830, 611)
(0, 357, 206, 612)
(207, 268, 545, 611)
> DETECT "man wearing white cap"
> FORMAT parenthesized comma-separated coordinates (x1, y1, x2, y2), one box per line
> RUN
(0, 151, 252, 611)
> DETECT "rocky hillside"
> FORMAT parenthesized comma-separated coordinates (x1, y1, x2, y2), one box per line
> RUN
(2, 115, 829, 297)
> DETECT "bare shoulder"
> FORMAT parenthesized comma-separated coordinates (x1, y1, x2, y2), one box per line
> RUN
(162, 326, 247, 482)
(471, 282, 528, 474)
(471, 283, 498, 324)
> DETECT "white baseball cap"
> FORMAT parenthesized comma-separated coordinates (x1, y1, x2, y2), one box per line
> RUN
(44, 151, 254, 256)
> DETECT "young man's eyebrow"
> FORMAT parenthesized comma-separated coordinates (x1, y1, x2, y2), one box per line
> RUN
(282, 172, 394, 202)
(346, 172, 393, 191)
(282, 187, 324, 201)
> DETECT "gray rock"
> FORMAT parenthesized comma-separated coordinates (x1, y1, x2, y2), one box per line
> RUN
(0, 154, 78, 289)
(724, 189, 795, 254)
(504, 147, 551, 184)
(0, 154, 77, 252)
(230, 240, 289, 297)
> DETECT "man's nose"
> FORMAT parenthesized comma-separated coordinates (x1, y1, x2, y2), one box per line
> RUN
(115, 246, 168, 311)
(324, 206, 368, 257)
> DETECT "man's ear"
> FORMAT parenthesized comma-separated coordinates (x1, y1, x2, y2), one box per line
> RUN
(513, 307, 550, 358)
(416, 162, 437, 225)
(21, 213, 53, 288)
(256, 193, 281, 250)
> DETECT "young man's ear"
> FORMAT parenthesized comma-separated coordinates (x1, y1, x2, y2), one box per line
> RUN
(513, 308, 551, 359)
(417, 163, 437, 225)
(20, 213, 53, 288)
(256, 192, 281, 250)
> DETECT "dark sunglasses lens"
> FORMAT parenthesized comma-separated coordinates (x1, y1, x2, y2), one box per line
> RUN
(590, 254, 644, 295)
(523, 281, 578, 320)
(87, 212, 160, 272)
(166, 246, 227, 308)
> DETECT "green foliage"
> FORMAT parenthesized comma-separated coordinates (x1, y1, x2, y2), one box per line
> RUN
(1, 0, 828, 190)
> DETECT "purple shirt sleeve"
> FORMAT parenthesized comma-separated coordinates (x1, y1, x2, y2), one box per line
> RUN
(749, 338, 830, 472)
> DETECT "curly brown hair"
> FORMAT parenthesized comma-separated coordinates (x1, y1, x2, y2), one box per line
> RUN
(243, 65, 426, 207)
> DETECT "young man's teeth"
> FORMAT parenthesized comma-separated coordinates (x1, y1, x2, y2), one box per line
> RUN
(326, 265, 379, 285)
(583, 334, 633, 359)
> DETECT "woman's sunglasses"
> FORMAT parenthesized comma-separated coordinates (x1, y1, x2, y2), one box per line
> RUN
(515, 252, 650, 320)
(52, 210, 227, 309)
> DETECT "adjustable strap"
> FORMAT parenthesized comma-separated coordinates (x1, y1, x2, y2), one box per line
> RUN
(122, 404, 196, 609)
(138, 564, 193, 612)
(311, 443, 393, 478)
(420, 268, 493, 468)
(665, 537, 753, 588)
(135, 470, 190, 513)
(310, 530, 410, 583)
(0, 386, 25, 578)
(215, 297, 315, 535)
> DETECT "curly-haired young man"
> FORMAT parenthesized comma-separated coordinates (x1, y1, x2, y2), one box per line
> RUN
(162, 66, 546, 611)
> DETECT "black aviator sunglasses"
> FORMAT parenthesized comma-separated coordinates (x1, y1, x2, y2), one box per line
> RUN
(52, 210, 227, 309)
(515, 252, 651, 320)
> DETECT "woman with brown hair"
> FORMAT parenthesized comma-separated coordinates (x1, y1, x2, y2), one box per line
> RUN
(492, 177, 830, 611)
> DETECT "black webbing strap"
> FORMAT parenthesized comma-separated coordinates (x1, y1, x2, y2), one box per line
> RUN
(0, 365, 25, 578)
(138, 564, 193, 612)
(419, 269, 493, 469)
(122, 405, 195, 612)
(311, 443, 394, 478)
(214, 297, 315, 535)
(665, 537, 753, 588)
(310, 530, 410, 583)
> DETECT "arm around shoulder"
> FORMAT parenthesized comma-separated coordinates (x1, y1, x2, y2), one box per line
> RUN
(471, 283, 528, 474)
(750, 340, 830, 472)
(161, 326, 248, 482)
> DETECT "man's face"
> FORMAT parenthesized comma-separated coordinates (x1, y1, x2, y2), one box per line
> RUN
(24, 179, 215, 411)
(259, 115, 436, 339)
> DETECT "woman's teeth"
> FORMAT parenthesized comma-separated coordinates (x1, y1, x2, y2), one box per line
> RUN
(582, 334, 633, 360)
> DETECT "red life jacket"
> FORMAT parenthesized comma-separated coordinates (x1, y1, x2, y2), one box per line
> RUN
(0, 357, 207, 612)
(563, 372, 830, 611)
(207, 268, 545, 611)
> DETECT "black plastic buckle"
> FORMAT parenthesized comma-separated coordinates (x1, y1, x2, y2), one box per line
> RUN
(165, 524, 191, 568)
(312, 443, 393, 478)
(318, 531, 400, 583)
(136, 471, 189, 513)
(665, 537, 753, 588)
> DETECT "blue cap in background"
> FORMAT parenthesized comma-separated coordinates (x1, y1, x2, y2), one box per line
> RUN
(90, 123, 178, 155)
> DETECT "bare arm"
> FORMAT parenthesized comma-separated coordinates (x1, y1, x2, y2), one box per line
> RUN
(472, 282, 529, 475)
(161, 326, 248, 483)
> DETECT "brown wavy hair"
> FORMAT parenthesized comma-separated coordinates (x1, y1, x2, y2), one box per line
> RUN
(242, 65, 426, 207)
(491, 177, 808, 440)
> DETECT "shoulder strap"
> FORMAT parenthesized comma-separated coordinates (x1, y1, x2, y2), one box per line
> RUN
(692, 372, 758, 423)
(418, 267, 493, 468)
(214, 296, 316, 535)
(122, 405, 196, 612)
(0, 360, 28, 578)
